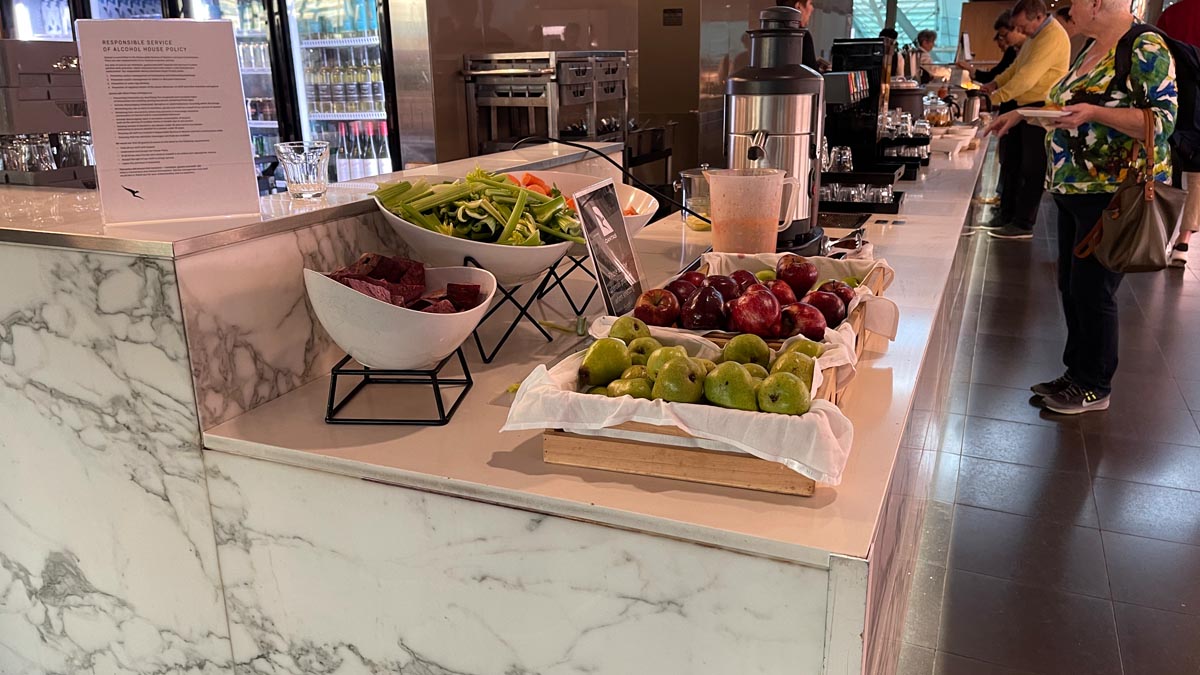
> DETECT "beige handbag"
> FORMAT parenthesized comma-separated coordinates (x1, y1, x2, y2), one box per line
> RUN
(1074, 109, 1188, 273)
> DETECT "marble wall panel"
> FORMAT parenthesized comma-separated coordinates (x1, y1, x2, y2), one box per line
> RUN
(177, 211, 408, 430)
(0, 245, 232, 673)
(206, 450, 830, 675)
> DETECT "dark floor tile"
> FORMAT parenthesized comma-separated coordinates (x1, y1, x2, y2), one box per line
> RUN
(967, 383, 1075, 428)
(957, 456, 1098, 527)
(949, 505, 1108, 598)
(904, 409, 933, 449)
(1114, 603, 1200, 675)
(935, 652, 1040, 675)
(938, 570, 1121, 675)
(970, 356, 1066, 391)
(972, 333, 1067, 364)
(904, 561, 948, 649)
(919, 500, 954, 566)
(962, 417, 1088, 473)
(1175, 379, 1200, 411)
(926, 413, 965, 454)
(1104, 531, 1200, 615)
(1074, 402, 1200, 447)
(898, 643, 936, 675)
(930, 451, 960, 504)
(1084, 433, 1200, 491)
(977, 309, 1067, 341)
(1107, 370, 1188, 411)
(1093, 478, 1200, 546)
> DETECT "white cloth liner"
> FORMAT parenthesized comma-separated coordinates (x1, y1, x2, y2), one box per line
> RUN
(699, 252, 901, 340)
(504, 348, 855, 485)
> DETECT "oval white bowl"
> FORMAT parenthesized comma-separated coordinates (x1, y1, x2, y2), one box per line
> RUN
(510, 169, 660, 233)
(375, 199, 572, 286)
(304, 266, 497, 370)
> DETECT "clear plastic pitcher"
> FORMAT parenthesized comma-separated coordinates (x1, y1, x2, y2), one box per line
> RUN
(704, 168, 798, 254)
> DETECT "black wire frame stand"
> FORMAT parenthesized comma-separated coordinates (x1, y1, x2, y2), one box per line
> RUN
(538, 254, 600, 317)
(324, 351, 472, 426)
(464, 255, 560, 363)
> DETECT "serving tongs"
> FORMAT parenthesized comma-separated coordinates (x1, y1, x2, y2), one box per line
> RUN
(824, 227, 866, 259)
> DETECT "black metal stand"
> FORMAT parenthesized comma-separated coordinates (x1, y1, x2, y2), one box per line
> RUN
(324, 351, 472, 426)
(538, 254, 599, 317)
(464, 256, 555, 363)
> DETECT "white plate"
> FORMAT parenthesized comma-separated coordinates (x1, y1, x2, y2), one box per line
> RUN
(1016, 109, 1069, 119)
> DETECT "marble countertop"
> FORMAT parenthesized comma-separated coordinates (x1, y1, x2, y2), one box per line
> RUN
(0, 142, 622, 259)
(202, 146, 988, 568)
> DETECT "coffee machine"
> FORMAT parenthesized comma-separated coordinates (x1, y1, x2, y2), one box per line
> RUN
(826, 38, 893, 170)
(725, 6, 824, 253)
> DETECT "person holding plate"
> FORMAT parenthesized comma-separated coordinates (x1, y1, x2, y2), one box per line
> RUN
(978, 0, 1070, 240)
(986, 0, 1178, 414)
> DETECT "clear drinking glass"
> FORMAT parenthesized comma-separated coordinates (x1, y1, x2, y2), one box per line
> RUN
(275, 141, 330, 199)
(831, 146, 854, 173)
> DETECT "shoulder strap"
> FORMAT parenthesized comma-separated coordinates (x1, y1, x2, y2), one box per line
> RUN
(1109, 24, 1163, 95)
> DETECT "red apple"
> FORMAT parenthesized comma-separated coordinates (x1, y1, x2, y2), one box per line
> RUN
(780, 302, 827, 340)
(802, 290, 847, 328)
(701, 275, 741, 302)
(680, 286, 726, 330)
(664, 279, 698, 304)
(776, 255, 820, 296)
(680, 271, 706, 287)
(743, 283, 771, 295)
(728, 289, 782, 337)
(766, 279, 798, 305)
(730, 269, 759, 291)
(634, 289, 681, 327)
(819, 280, 856, 307)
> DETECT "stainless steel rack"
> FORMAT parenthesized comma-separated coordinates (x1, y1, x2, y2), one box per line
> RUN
(463, 51, 628, 156)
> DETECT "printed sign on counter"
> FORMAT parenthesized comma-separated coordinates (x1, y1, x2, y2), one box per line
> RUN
(574, 179, 643, 316)
(76, 20, 260, 224)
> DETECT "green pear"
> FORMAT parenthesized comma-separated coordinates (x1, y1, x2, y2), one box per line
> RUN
(691, 357, 718, 374)
(755, 269, 777, 282)
(744, 363, 769, 380)
(587, 386, 609, 395)
(783, 336, 825, 359)
(609, 316, 651, 343)
(757, 372, 812, 415)
(578, 338, 632, 387)
(771, 351, 816, 391)
(628, 336, 664, 368)
(651, 357, 705, 403)
(752, 377, 764, 394)
(704, 361, 758, 411)
(607, 377, 653, 399)
(646, 345, 689, 380)
(722, 333, 771, 368)
(842, 276, 861, 287)
(622, 365, 649, 380)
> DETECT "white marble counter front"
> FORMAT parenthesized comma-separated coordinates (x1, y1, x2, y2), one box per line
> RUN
(0, 142, 622, 258)
(201, 148, 988, 567)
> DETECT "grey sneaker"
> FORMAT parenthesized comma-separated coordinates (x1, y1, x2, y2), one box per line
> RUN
(988, 224, 1035, 240)
(1031, 374, 1073, 397)
(1042, 383, 1110, 415)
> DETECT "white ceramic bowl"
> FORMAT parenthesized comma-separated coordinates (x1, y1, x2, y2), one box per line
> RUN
(505, 170, 660, 233)
(304, 266, 497, 370)
(376, 199, 571, 286)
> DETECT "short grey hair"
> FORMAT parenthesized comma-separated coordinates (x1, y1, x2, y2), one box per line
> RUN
(917, 29, 937, 44)
(1098, 0, 1130, 10)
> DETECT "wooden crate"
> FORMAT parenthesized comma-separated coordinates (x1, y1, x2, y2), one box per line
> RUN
(541, 364, 836, 496)
(543, 423, 816, 496)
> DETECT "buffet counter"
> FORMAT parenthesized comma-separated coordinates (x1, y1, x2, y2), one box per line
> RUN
(0, 141, 985, 675)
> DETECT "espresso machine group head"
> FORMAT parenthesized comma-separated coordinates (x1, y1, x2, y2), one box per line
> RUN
(725, 6, 824, 254)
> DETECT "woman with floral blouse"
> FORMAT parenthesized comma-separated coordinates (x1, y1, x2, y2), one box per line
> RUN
(986, 0, 1178, 414)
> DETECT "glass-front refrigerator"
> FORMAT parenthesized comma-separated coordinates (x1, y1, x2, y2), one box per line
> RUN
(90, 0, 163, 18)
(286, 0, 392, 182)
(6, 0, 73, 39)
(182, 0, 281, 191)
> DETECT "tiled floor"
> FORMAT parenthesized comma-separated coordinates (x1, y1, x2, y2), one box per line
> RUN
(899, 197, 1200, 675)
